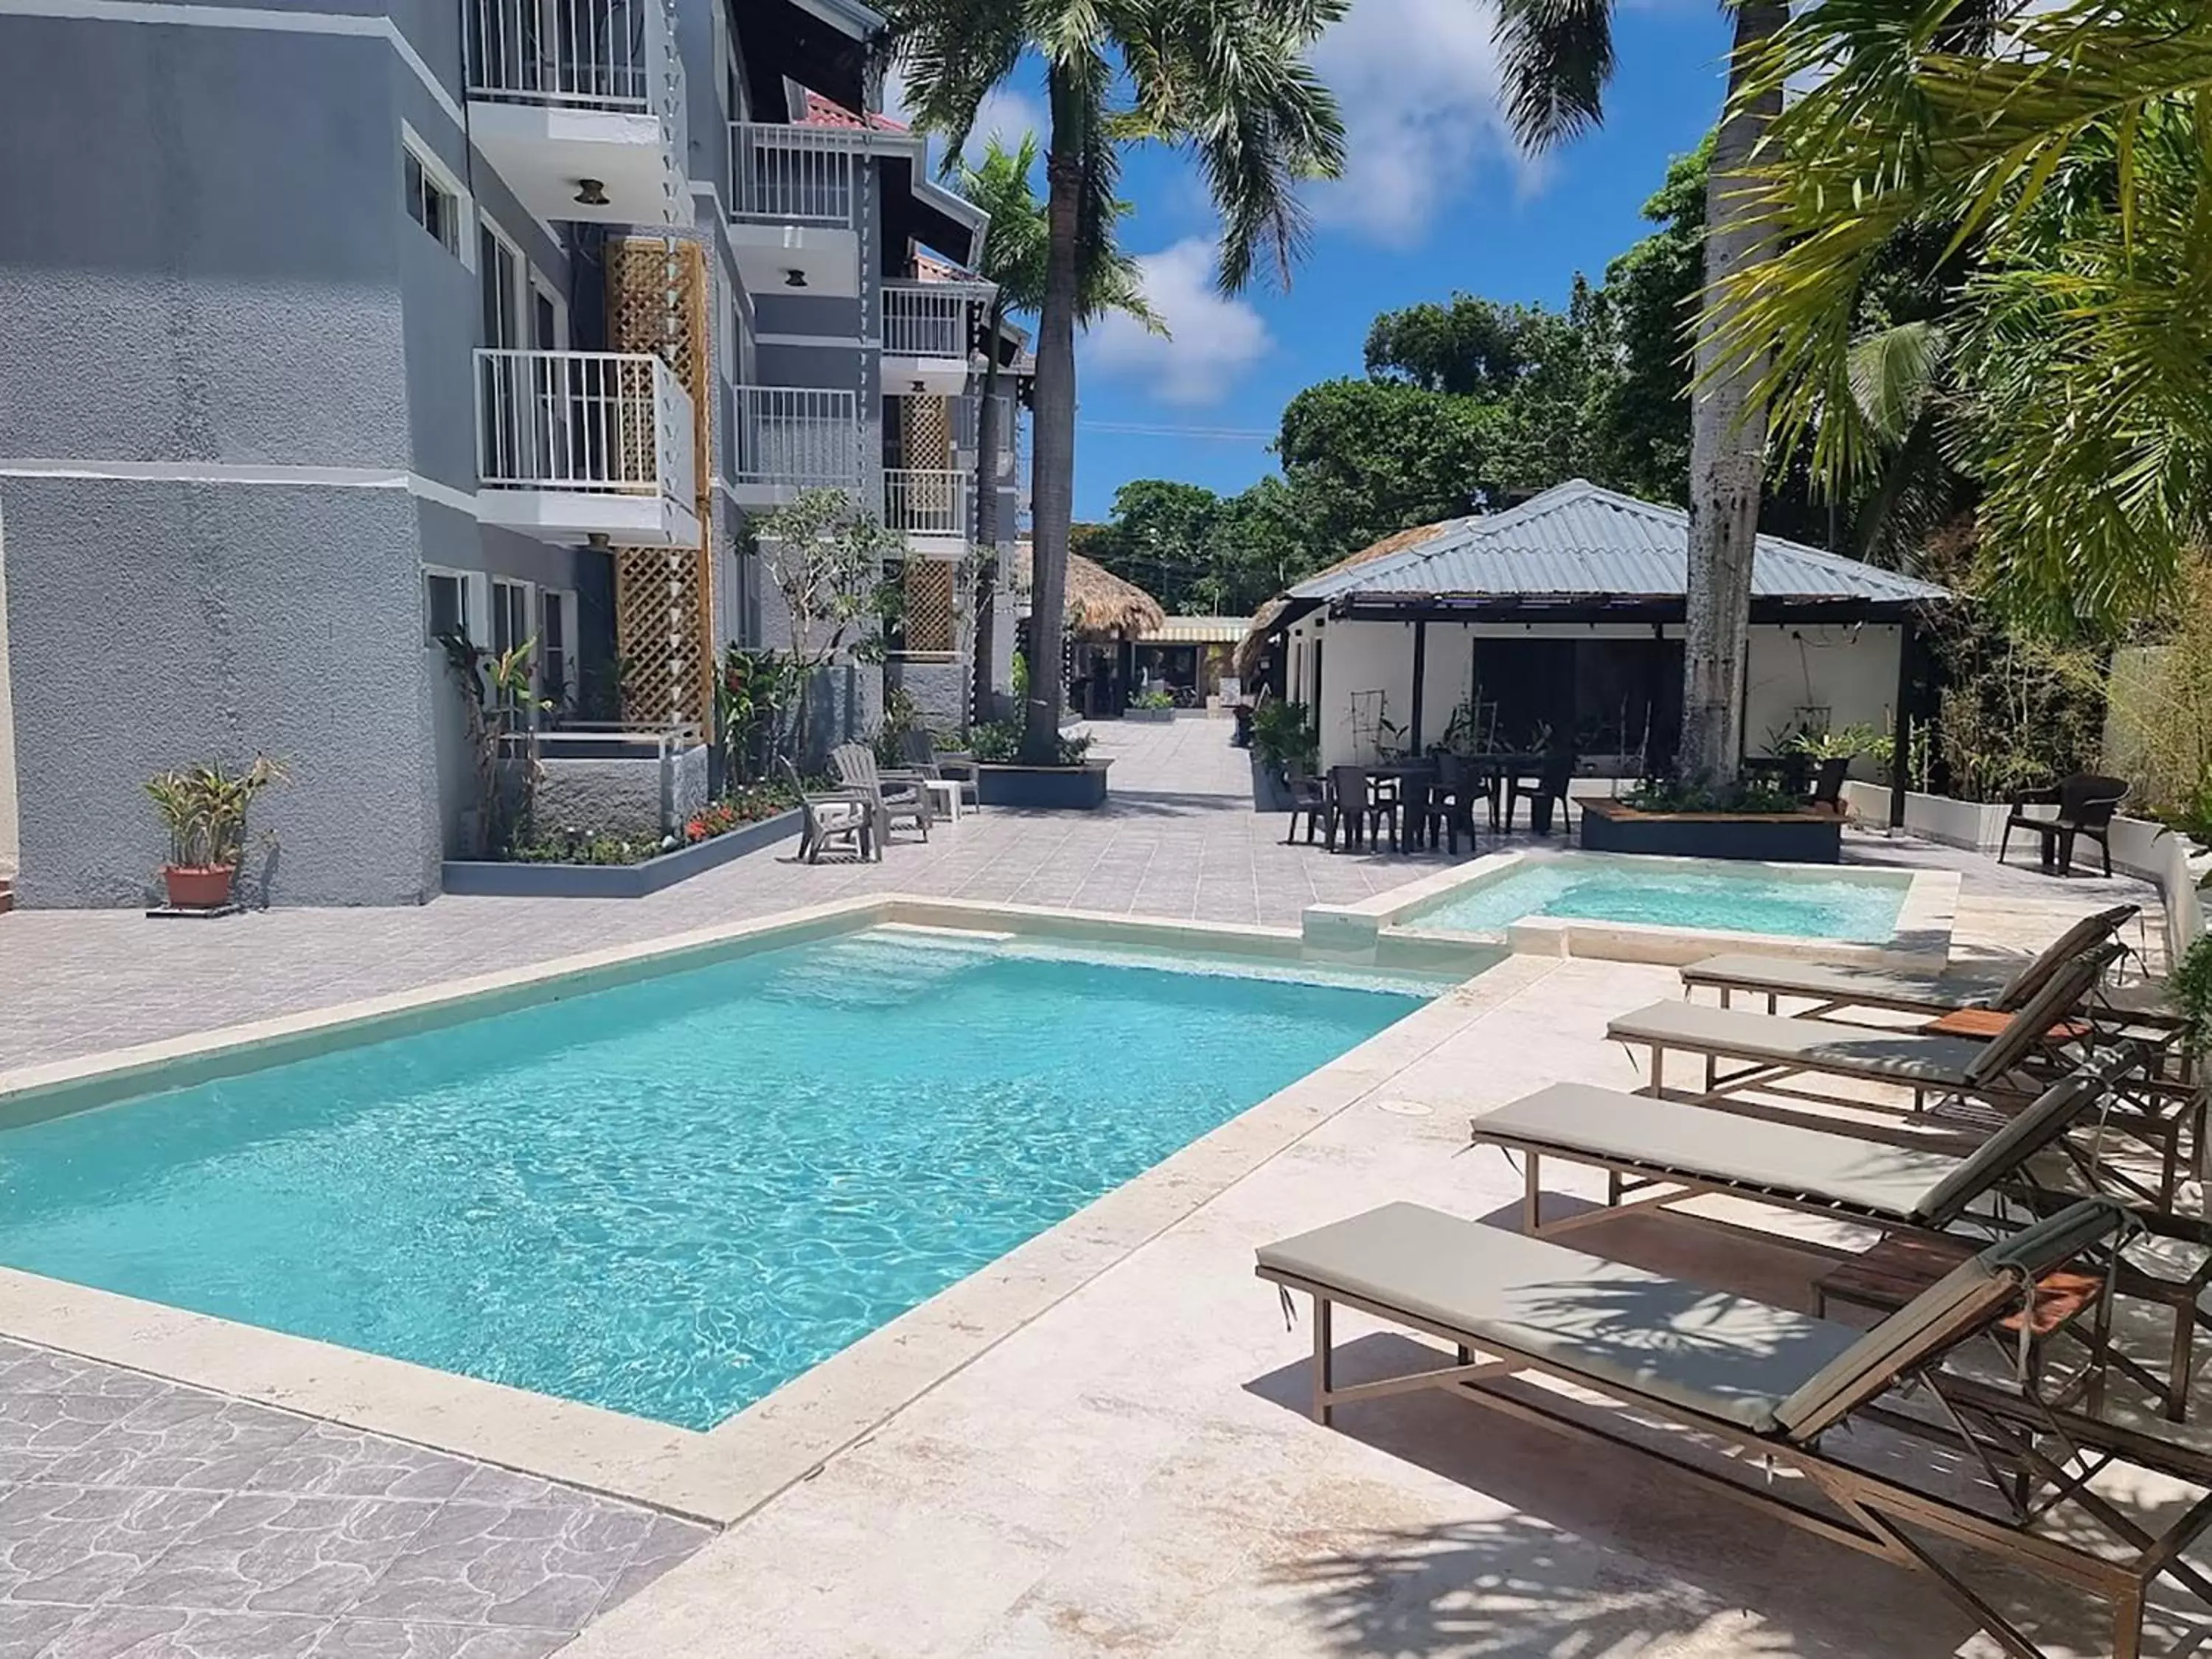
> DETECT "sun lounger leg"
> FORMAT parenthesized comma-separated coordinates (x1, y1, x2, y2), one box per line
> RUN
(1523, 1153, 1542, 1234)
(1312, 1296, 1335, 1427)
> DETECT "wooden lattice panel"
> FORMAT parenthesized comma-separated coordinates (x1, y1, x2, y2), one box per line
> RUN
(607, 236, 714, 732)
(904, 560, 956, 654)
(901, 394, 953, 468)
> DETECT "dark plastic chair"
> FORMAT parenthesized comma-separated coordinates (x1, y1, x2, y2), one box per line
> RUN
(1326, 765, 1397, 853)
(1284, 768, 1329, 846)
(1504, 751, 1577, 835)
(2001, 773, 2129, 877)
(1806, 755, 1850, 815)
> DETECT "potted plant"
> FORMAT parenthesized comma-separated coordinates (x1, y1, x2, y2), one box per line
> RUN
(1249, 699, 1318, 813)
(1126, 688, 1178, 723)
(145, 756, 285, 909)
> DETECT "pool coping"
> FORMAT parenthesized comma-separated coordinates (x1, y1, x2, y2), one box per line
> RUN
(0, 894, 1531, 1527)
(1303, 849, 1960, 972)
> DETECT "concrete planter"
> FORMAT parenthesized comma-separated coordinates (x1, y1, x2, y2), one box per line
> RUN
(1250, 755, 1294, 814)
(972, 760, 1112, 810)
(1579, 799, 1843, 863)
(1123, 707, 1176, 724)
(441, 810, 801, 899)
(1839, 783, 2011, 851)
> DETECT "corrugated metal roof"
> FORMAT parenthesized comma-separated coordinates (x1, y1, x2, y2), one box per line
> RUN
(1141, 616, 1252, 644)
(1288, 480, 1953, 606)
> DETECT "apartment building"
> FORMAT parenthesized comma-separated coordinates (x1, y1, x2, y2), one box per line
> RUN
(0, 0, 1018, 908)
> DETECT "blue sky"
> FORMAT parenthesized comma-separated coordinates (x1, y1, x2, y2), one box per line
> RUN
(922, 0, 1735, 519)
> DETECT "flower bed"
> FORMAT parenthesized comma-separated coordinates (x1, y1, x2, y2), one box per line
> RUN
(443, 782, 804, 899)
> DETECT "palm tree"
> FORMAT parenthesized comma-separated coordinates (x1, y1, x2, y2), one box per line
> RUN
(891, 0, 1347, 762)
(1494, 0, 1790, 787)
(1711, 0, 2212, 636)
(950, 134, 1159, 726)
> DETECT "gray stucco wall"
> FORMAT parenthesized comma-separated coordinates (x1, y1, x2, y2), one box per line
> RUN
(2, 479, 437, 907)
(0, 22, 410, 467)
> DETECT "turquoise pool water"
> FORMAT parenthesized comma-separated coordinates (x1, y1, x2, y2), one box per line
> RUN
(0, 929, 1427, 1429)
(1416, 856, 1907, 942)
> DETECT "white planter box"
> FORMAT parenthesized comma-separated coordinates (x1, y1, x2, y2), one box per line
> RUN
(1841, 783, 2011, 851)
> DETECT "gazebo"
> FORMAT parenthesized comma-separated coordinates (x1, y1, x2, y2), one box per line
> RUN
(1015, 546, 1168, 717)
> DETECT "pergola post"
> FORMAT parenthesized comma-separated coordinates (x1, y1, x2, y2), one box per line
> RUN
(1408, 619, 1428, 753)
(1890, 615, 1915, 830)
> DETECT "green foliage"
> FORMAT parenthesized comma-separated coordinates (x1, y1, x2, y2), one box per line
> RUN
(2107, 556, 2212, 825)
(877, 684, 927, 767)
(1713, 0, 2212, 632)
(1130, 689, 1177, 711)
(1784, 722, 1891, 765)
(437, 630, 549, 858)
(1626, 774, 1802, 814)
(1251, 699, 1319, 775)
(970, 720, 1092, 765)
(716, 646, 803, 785)
(2168, 932, 2212, 1058)
(512, 781, 801, 866)
(145, 756, 285, 869)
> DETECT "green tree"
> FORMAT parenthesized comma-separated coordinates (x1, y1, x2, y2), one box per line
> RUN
(1714, 0, 2212, 634)
(950, 134, 1158, 724)
(1494, 0, 1791, 786)
(1589, 142, 1705, 505)
(891, 0, 1347, 761)
(1363, 293, 1553, 397)
(1276, 379, 1503, 556)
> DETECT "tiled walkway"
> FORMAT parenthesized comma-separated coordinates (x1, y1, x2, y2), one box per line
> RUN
(0, 1338, 705, 1658)
(0, 714, 2160, 1071)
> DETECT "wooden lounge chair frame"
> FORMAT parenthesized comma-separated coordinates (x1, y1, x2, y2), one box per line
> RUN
(1468, 1057, 2212, 1420)
(1256, 1200, 2212, 1659)
(1612, 945, 2206, 1205)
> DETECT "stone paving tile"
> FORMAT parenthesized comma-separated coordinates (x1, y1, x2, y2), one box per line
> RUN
(0, 1343, 709, 1658)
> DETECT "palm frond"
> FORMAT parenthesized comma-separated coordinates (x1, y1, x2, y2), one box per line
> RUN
(1491, 0, 1615, 153)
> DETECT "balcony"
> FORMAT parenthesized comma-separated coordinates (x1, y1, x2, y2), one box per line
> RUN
(475, 349, 700, 548)
(729, 387, 863, 507)
(884, 467, 970, 556)
(465, 0, 683, 227)
(727, 124, 865, 296)
(881, 282, 981, 394)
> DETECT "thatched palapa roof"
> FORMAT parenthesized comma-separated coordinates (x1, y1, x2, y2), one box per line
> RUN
(1233, 518, 1460, 681)
(1012, 543, 1167, 639)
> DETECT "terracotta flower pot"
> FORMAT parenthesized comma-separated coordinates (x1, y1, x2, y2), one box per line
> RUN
(161, 863, 236, 910)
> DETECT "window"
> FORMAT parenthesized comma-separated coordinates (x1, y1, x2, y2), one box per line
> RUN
(403, 145, 459, 255)
(479, 220, 524, 349)
(540, 588, 577, 711)
(490, 578, 531, 658)
(425, 570, 471, 644)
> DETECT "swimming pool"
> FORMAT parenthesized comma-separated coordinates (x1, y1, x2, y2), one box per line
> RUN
(0, 927, 1427, 1430)
(1412, 853, 1910, 942)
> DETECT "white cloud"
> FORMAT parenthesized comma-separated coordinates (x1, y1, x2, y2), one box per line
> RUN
(1308, 0, 1534, 244)
(1084, 238, 1273, 406)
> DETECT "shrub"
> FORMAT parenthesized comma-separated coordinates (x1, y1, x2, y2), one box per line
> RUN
(1251, 699, 1319, 774)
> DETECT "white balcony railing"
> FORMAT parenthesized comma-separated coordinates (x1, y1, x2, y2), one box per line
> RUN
(465, 0, 658, 109)
(884, 468, 970, 539)
(731, 386, 862, 490)
(729, 124, 861, 225)
(476, 349, 695, 506)
(883, 282, 970, 359)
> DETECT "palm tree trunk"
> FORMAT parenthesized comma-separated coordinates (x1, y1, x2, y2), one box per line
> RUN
(970, 330, 1004, 727)
(1022, 64, 1083, 764)
(1680, 0, 1788, 790)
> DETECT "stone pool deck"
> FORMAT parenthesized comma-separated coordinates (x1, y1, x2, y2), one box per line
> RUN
(0, 714, 2181, 1656)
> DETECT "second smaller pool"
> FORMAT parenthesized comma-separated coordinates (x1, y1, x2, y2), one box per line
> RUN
(1413, 853, 1909, 942)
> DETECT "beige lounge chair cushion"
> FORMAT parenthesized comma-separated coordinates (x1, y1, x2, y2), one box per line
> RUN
(1471, 1084, 1965, 1220)
(1608, 1000, 1992, 1086)
(1255, 1203, 1862, 1433)
(1680, 954, 2003, 1013)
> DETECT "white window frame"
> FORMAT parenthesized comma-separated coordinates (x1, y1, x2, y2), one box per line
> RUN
(529, 271, 570, 352)
(423, 566, 490, 647)
(478, 212, 529, 350)
(400, 122, 473, 269)
(538, 586, 580, 709)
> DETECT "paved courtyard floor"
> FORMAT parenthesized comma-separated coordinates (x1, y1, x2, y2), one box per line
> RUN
(0, 714, 2180, 1656)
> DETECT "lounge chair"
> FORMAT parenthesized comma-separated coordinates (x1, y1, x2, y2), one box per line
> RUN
(1680, 905, 2142, 1020)
(1467, 1060, 2212, 1418)
(782, 760, 874, 864)
(1256, 1198, 2212, 1659)
(897, 728, 979, 812)
(830, 742, 932, 846)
